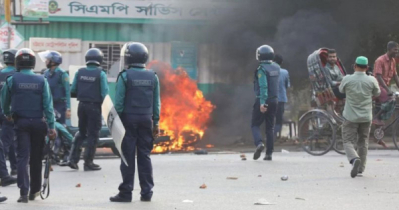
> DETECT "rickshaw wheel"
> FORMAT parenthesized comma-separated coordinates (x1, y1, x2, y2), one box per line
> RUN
(299, 113, 335, 156)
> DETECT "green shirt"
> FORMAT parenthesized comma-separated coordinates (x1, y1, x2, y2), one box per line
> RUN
(339, 72, 381, 122)
(44, 67, 71, 109)
(1, 69, 55, 129)
(70, 65, 109, 101)
(1, 66, 15, 73)
(115, 67, 161, 125)
(257, 61, 269, 105)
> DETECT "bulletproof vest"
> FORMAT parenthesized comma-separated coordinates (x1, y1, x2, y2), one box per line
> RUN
(11, 72, 44, 118)
(123, 70, 155, 115)
(254, 63, 280, 103)
(76, 68, 102, 103)
(0, 69, 15, 114)
(45, 69, 66, 102)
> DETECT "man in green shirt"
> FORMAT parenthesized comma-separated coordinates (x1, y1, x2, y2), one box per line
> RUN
(339, 56, 380, 178)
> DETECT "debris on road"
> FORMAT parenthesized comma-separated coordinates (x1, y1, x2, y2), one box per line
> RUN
(199, 184, 207, 189)
(295, 197, 306, 201)
(254, 199, 276, 205)
(340, 162, 344, 167)
(183, 200, 194, 203)
(240, 154, 247, 161)
(227, 177, 238, 180)
(281, 149, 290, 154)
(376, 159, 382, 161)
(281, 175, 288, 181)
(258, 175, 262, 177)
(194, 150, 208, 155)
(76, 183, 81, 188)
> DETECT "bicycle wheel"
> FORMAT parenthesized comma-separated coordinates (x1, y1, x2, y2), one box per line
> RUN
(332, 124, 345, 155)
(299, 113, 336, 156)
(392, 112, 399, 151)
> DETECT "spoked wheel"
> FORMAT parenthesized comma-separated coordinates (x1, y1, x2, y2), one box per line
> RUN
(392, 113, 399, 151)
(299, 113, 336, 156)
(332, 124, 345, 155)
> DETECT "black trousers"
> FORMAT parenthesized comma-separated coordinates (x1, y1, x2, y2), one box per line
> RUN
(69, 102, 102, 164)
(251, 99, 278, 155)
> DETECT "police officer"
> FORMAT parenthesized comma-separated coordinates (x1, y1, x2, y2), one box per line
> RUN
(0, 50, 18, 177)
(44, 51, 70, 164)
(68, 48, 108, 171)
(110, 42, 160, 203)
(1, 48, 56, 203)
(43, 51, 71, 124)
(252, 45, 280, 161)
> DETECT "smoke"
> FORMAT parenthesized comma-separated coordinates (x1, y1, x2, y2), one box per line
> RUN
(200, 0, 399, 145)
(119, 0, 399, 146)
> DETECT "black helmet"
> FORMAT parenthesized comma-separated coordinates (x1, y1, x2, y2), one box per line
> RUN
(122, 42, 149, 68)
(3, 49, 18, 65)
(15, 48, 36, 70)
(256, 45, 274, 61)
(85, 48, 104, 66)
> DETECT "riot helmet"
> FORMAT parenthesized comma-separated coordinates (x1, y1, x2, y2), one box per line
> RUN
(256, 45, 274, 61)
(85, 48, 104, 66)
(45, 51, 62, 68)
(121, 42, 149, 68)
(15, 48, 36, 70)
(2, 49, 17, 65)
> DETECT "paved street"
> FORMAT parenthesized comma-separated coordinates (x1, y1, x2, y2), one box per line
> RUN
(1, 150, 399, 210)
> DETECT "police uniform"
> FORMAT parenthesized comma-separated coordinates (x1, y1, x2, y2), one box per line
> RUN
(110, 42, 160, 203)
(68, 48, 108, 171)
(1, 48, 55, 203)
(252, 45, 280, 161)
(43, 51, 70, 124)
(0, 50, 18, 174)
(0, 50, 17, 187)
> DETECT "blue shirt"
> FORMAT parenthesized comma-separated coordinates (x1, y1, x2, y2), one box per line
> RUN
(70, 65, 109, 101)
(115, 67, 161, 125)
(278, 68, 290, 102)
(1, 69, 55, 129)
(44, 67, 71, 108)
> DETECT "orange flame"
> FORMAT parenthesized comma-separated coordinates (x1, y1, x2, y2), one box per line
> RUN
(147, 61, 215, 153)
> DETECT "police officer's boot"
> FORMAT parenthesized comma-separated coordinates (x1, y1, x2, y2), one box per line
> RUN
(17, 196, 28, 203)
(1, 175, 17, 187)
(84, 161, 101, 171)
(0, 196, 7, 203)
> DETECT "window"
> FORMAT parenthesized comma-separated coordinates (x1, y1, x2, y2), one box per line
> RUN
(91, 43, 123, 78)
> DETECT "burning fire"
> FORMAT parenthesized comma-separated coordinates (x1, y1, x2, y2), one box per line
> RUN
(147, 61, 215, 153)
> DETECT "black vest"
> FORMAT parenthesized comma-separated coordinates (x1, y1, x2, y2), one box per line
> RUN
(76, 68, 102, 103)
(11, 73, 44, 118)
(123, 70, 155, 115)
(254, 62, 280, 103)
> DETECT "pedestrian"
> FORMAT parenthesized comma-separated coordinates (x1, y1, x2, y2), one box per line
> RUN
(373, 41, 399, 126)
(68, 48, 108, 171)
(1, 48, 56, 202)
(339, 56, 380, 178)
(110, 42, 160, 202)
(273, 54, 290, 138)
(0, 49, 18, 176)
(252, 45, 280, 161)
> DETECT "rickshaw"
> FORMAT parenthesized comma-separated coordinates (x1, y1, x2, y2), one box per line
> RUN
(298, 48, 347, 156)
